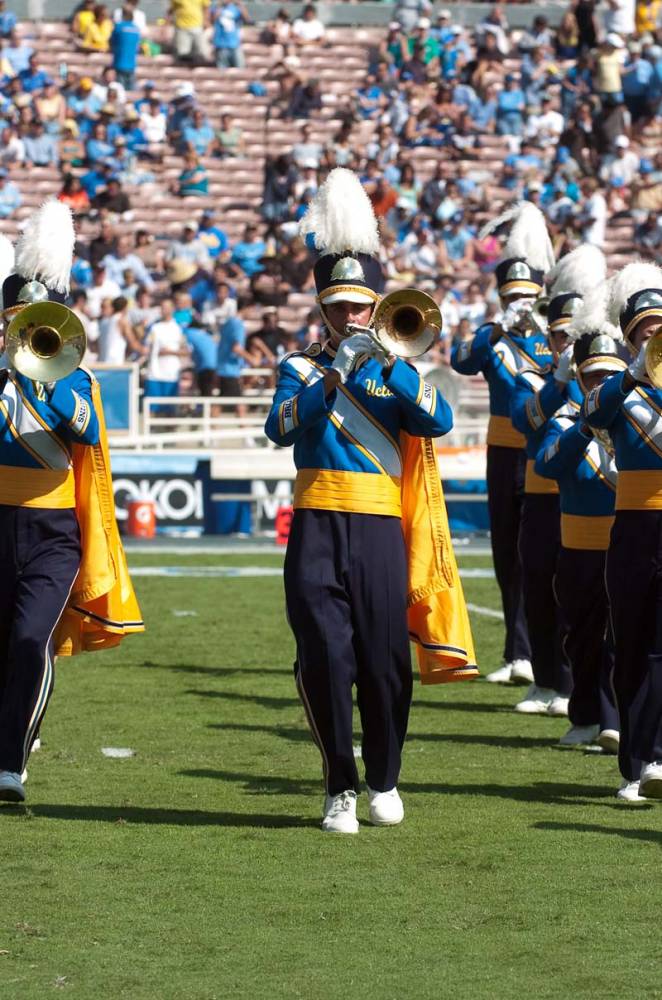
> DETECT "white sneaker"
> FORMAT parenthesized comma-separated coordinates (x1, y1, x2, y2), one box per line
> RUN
(510, 659, 534, 685)
(0, 770, 25, 803)
(514, 684, 557, 714)
(20, 768, 28, 784)
(31, 737, 41, 752)
(558, 724, 600, 747)
(640, 761, 662, 799)
(322, 790, 359, 834)
(597, 729, 619, 754)
(367, 786, 404, 826)
(485, 663, 512, 684)
(547, 695, 570, 717)
(616, 780, 647, 803)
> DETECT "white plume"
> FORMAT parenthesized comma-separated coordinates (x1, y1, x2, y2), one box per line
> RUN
(299, 168, 380, 256)
(0, 234, 14, 308)
(14, 200, 75, 293)
(607, 261, 662, 327)
(567, 280, 622, 342)
(547, 244, 606, 298)
(479, 201, 555, 272)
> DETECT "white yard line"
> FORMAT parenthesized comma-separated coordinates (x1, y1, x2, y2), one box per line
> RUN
(466, 602, 504, 620)
(128, 565, 496, 580)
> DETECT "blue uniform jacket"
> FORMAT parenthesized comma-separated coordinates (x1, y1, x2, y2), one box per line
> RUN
(534, 414, 617, 549)
(0, 366, 100, 507)
(583, 371, 662, 512)
(510, 366, 583, 494)
(265, 344, 452, 516)
(451, 322, 551, 447)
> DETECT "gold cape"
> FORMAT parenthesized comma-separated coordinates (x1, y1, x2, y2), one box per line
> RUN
(55, 377, 144, 655)
(401, 434, 478, 684)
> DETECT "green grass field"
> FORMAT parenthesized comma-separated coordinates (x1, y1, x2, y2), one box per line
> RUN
(2, 548, 661, 1000)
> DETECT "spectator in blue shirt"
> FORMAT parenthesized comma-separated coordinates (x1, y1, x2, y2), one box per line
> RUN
(18, 55, 51, 94)
(621, 47, 655, 123)
(496, 74, 525, 136)
(110, 6, 142, 89)
(357, 74, 386, 120)
(0, 168, 21, 217)
(230, 224, 266, 277)
(23, 120, 59, 166)
(182, 108, 215, 156)
(213, 0, 249, 69)
(86, 122, 115, 164)
(441, 211, 473, 264)
(0, 2, 17, 38)
(67, 77, 102, 119)
(4, 29, 32, 74)
(184, 320, 218, 395)
(216, 309, 253, 401)
(198, 209, 229, 260)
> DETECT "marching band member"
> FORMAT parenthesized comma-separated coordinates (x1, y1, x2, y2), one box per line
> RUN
(508, 246, 606, 715)
(583, 262, 662, 802)
(534, 283, 624, 750)
(0, 202, 143, 804)
(451, 203, 556, 687)
(266, 169, 476, 833)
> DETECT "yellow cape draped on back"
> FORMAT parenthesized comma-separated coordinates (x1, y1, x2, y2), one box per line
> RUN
(55, 377, 144, 655)
(401, 433, 478, 684)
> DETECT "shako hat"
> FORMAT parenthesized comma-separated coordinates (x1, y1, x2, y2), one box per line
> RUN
(299, 168, 384, 307)
(480, 201, 555, 298)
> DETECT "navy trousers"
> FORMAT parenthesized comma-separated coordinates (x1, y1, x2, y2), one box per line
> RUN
(554, 546, 618, 730)
(0, 506, 81, 774)
(284, 509, 412, 796)
(518, 493, 571, 694)
(486, 445, 531, 663)
(606, 510, 662, 781)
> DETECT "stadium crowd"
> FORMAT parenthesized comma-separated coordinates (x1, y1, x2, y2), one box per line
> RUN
(0, 0, 659, 406)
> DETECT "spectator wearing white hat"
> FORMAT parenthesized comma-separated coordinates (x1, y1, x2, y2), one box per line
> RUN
(393, 0, 431, 34)
(594, 33, 626, 104)
(599, 134, 640, 184)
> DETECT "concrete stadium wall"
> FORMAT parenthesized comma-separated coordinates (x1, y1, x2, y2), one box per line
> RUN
(14, 1, 567, 28)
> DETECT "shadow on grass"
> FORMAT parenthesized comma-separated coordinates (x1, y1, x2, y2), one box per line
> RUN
(411, 699, 512, 715)
(179, 769, 617, 808)
(140, 661, 293, 678)
(209, 721, 555, 751)
(187, 689, 299, 709)
(534, 820, 661, 844)
(7, 803, 314, 828)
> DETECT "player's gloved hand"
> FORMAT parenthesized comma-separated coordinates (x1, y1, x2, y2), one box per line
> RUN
(554, 345, 576, 385)
(332, 332, 375, 383)
(627, 343, 649, 384)
(501, 298, 533, 333)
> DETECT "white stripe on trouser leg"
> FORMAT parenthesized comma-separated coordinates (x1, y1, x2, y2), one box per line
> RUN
(21, 571, 78, 771)
(295, 665, 331, 794)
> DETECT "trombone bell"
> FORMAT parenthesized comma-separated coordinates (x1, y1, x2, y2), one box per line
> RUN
(644, 326, 662, 389)
(372, 288, 441, 359)
(6, 301, 86, 383)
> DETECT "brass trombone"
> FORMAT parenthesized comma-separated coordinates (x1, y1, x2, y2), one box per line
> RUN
(644, 325, 662, 389)
(5, 300, 86, 382)
(346, 288, 442, 359)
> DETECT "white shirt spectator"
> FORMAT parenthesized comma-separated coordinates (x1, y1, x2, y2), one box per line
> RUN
(292, 139, 323, 168)
(582, 191, 608, 247)
(458, 300, 487, 327)
(86, 278, 122, 318)
(600, 149, 640, 185)
(97, 313, 127, 364)
(525, 108, 564, 142)
(147, 319, 186, 382)
(93, 80, 127, 106)
(603, 0, 635, 37)
(139, 109, 167, 144)
(167, 236, 211, 269)
(0, 132, 25, 167)
(292, 15, 325, 43)
(440, 293, 460, 332)
(202, 297, 237, 333)
(113, 5, 147, 30)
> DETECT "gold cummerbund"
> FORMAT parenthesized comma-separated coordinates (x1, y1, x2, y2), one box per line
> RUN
(616, 470, 662, 510)
(525, 459, 559, 495)
(486, 415, 526, 449)
(561, 513, 614, 550)
(0, 466, 75, 508)
(294, 468, 402, 517)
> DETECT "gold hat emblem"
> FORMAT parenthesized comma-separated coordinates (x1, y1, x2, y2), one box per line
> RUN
(331, 257, 366, 282)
